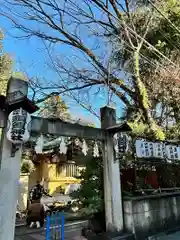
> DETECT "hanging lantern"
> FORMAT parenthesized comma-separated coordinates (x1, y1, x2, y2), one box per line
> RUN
(7, 108, 31, 144)
(118, 133, 129, 153)
(93, 141, 99, 158)
(35, 134, 44, 154)
(113, 133, 129, 156)
(82, 139, 88, 156)
(136, 139, 154, 158)
(59, 137, 67, 154)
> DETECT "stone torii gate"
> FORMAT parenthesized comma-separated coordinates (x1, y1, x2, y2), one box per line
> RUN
(0, 77, 131, 240)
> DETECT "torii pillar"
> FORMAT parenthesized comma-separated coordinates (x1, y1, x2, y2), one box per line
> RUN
(101, 106, 124, 233)
(0, 78, 29, 240)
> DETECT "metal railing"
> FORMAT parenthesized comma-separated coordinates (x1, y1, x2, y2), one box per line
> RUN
(46, 212, 65, 240)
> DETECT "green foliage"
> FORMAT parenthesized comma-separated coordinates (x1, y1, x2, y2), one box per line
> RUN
(123, 1, 180, 61)
(21, 159, 35, 173)
(119, 0, 180, 75)
(146, 1, 180, 57)
(129, 121, 148, 136)
(115, 0, 180, 140)
(21, 151, 35, 173)
(129, 121, 165, 140)
(166, 123, 180, 140)
(40, 95, 71, 120)
(151, 123, 166, 140)
(70, 157, 104, 215)
(134, 49, 165, 140)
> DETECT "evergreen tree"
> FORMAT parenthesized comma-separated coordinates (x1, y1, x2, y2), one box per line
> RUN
(39, 95, 70, 120)
(71, 156, 104, 215)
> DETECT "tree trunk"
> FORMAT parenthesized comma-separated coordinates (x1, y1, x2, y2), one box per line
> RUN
(134, 50, 165, 140)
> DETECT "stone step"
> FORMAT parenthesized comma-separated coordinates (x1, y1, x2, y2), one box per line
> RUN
(111, 233, 134, 240)
(84, 233, 134, 240)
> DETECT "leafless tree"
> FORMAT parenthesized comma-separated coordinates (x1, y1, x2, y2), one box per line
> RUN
(0, 0, 156, 125)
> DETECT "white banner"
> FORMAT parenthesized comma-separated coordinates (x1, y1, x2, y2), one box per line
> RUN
(135, 139, 180, 160)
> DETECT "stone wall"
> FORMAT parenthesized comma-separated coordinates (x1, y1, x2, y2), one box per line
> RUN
(123, 192, 180, 239)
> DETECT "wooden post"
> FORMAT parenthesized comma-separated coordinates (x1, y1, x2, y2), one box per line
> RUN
(0, 78, 28, 240)
(101, 106, 124, 233)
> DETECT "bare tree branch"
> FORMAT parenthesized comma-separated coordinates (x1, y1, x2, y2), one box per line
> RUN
(0, 0, 159, 123)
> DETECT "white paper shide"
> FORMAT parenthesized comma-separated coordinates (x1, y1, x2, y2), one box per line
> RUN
(35, 134, 44, 154)
(82, 139, 88, 156)
(59, 137, 67, 154)
(93, 141, 99, 158)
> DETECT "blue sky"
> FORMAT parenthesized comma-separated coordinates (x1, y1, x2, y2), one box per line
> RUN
(0, 1, 125, 126)
(0, 16, 107, 126)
